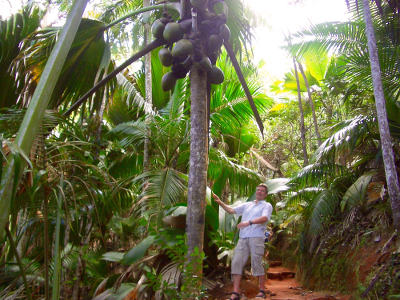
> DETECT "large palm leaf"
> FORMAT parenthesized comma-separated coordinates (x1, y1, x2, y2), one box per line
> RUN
(13, 18, 114, 112)
(208, 148, 263, 198)
(210, 51, 273, 156)
(313, 115, 378, 162)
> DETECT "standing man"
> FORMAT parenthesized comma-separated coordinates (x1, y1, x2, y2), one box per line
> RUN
(213, 184, 273, 299)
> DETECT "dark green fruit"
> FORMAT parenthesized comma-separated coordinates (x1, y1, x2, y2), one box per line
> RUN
(208, 52, 219, 64)
(199, 56, 212, 73)
(179, 19, 193, 33)
(163, 22, 184, 43)
(219, 24, 230, 41)
(152, 19, 165, 39)
(216, 13, 227, 24)
(162, 72, 177, 91)
(212, 1, 227, 15)
(172, 39, 193, 59)
(172, 60, 191, 79)
(158, 48, 173, 66)
(207, 34, 223, 52)
(200, 19, 214, 30)
(160, 17, 169, 24)
(202, 10, 216, 20)
(209, 66, 224, 84)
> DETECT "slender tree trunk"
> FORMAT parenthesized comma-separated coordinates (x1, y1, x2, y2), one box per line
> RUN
(72, 255, 83, 300)
(185, 64, 208, 296)
(5, 227, 32, 300)
(292, 57, 309, 165)
(95, 68, 109, 152)
(297, 61, 322, 146)
(362, 0, 400, 231)
(43, 185, 50, 300)
(143, 0, 152, 171)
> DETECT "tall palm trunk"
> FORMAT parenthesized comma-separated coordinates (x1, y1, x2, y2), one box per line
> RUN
(0, 0, 88, 240)
(292, 57, 309, 165)
(185, 64, 208, 296)
(143, 0, 152, 171)
(362, 0, 400, 230)
(297, 61, 322, 146)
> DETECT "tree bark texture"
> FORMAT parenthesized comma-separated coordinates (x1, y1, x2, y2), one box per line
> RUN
(292, 57, 309, 166)
(297, 61, 322, 146)
(362, 0, 400, 231)
(186, 64, 208, 293)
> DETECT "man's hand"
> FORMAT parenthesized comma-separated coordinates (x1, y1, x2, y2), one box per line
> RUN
(237, 221, 250, 229)
(212, 192, 223, 205)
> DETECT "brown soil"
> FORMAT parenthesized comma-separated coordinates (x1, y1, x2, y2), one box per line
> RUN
(208, 265, 351, 300)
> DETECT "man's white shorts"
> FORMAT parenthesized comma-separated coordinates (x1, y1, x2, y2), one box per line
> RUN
(231, 237, 265, 276)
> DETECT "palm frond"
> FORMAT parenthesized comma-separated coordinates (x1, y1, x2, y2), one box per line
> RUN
(307, 189, 340, 239)
(285, 187, 324, 208)
(100, 0, 143, 24)
(290, 162, 349, 187)
(341, 170, 376, 211)
(210, 51, 273, 146)
(208, 148, 263, 197)
(0, 108, 61, 137)
(313, 115, 376, 162)
(110, 119, 146, 148)
(116, 73, 156, 115)
(290, 21, 367, 58)
(131, 168, 187, 217)
(225, 0, 253, 56)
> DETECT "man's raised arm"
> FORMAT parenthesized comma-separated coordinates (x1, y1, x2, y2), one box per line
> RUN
(212, 193, 235, 214)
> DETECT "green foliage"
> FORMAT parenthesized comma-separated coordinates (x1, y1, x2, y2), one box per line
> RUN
(122, 236, 156, 265)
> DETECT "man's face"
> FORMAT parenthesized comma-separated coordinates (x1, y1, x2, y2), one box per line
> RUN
(255, 186, 268, 200)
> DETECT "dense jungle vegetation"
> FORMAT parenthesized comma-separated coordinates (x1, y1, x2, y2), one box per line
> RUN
(0, 0, 400, 299)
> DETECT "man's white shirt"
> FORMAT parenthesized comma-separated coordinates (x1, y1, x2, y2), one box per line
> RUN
(233, 200, 273, 238)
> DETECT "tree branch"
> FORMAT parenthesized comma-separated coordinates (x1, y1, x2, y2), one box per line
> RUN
(224, 40, 264, 136)
(103, 3, 180, 31)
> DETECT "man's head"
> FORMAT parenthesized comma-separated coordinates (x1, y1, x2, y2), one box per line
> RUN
(255, 183, 268, 200)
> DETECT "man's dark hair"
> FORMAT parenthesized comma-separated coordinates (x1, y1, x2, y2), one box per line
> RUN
(258, 183, 268, 193)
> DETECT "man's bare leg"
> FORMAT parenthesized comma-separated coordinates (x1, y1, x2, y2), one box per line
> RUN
(231, 274, 241, 299)
(258, 275, 265, 290)
(255, 275, 266, 298)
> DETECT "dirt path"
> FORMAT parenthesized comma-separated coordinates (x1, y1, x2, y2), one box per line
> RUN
(209, 263, 351, 300)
